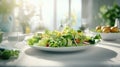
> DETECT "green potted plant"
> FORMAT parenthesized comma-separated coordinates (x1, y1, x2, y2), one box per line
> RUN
(99, 3, 120, 26)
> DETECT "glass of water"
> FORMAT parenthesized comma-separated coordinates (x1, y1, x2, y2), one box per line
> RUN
(80, 19, 88, 31)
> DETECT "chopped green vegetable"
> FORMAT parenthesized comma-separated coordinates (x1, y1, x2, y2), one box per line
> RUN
(38, 38, 49, 46)
(27, 26, 101, 47)
(88, 38, 96, 44)
(94, 34, 101, 39)
(0, 48, 20, 60)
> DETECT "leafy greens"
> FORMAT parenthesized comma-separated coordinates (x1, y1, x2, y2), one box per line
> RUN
(27, 26, 101, 47)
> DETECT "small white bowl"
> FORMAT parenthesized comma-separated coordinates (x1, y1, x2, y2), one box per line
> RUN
(100, 33, 120, 40)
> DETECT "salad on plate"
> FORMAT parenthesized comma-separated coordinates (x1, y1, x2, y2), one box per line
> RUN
(27, 26, 101, 48)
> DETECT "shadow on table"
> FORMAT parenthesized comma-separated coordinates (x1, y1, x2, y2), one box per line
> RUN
(25, 46, 118, 67)
(25, 46, 117, 62)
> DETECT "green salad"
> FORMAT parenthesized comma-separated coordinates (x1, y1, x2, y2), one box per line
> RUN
(0, 48, 20, 60)
(27, 26, 101, 47)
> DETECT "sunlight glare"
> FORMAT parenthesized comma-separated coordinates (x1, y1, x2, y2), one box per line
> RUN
(25, 0, 41, 7)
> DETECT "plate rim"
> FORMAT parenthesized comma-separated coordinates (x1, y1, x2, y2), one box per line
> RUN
(29, 45, 94, 52)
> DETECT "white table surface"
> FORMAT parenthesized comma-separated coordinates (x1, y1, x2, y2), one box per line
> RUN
(0, 37, 120, 67)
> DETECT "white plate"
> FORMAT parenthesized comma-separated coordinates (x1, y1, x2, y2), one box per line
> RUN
(30, 45, 93, 52)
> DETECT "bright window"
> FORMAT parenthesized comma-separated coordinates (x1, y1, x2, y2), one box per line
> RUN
(15, 0, 81, 33)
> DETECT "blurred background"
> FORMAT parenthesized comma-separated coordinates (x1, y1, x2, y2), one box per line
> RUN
(0, 0, 120, 33)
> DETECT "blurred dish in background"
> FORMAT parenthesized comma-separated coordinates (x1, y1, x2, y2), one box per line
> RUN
(100, 33, 120, 40)
(94, 25, 120, 40)
(7, 32, 25, 42)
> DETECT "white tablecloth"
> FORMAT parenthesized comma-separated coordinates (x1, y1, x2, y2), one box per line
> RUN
(0, 38, 120, 67)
